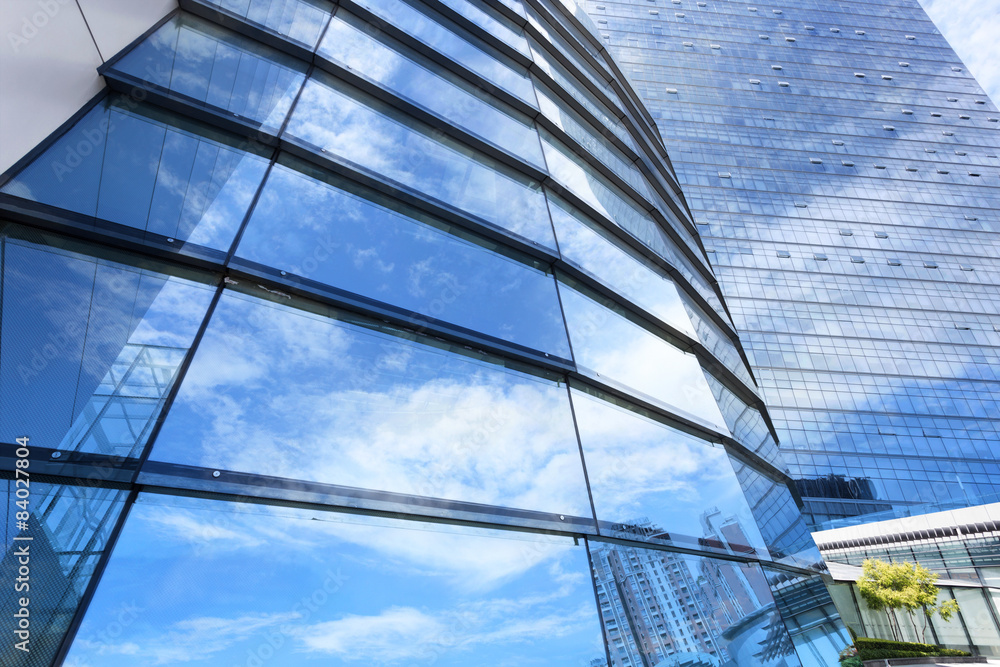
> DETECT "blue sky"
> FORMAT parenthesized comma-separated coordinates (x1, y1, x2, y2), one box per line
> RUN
(919, 0, 1000, 103)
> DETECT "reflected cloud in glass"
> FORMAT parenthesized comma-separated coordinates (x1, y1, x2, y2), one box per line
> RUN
(558, 280, 729, 432)
(285, 73, 554, 248)
(149, 290, 591, 518)
(571, 387, 766, 554)
(65, 495, 606, 666)
(235, 157, 569, 356)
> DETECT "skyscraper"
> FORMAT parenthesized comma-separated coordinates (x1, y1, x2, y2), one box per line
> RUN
(0, 0, 846, 666)
(577, 0, 1000, 527)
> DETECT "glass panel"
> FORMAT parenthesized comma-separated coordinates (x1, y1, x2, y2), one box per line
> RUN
(65, 494, 607, 665)
(0, 481, 128, 667)
(981, 566, 1000, 587)
(590, 542, 802, 667)
(952, 588, 1000, 649)
(541, 131, 668, 255)
(827, 583, 865, 640)
(765, 568, 851, 667)
(558, 280, 729, 432)
(352, 0, 536, 105)
(285, 72, 555, 248)
(111, 14, 307, 133)
(524, 8, 614, 100)
(494, 0, 525, 17)
(0, 228, 216, 457)
(0, 96, 270, 252)
(680, 288, 757, 390)
(434, 0, 530, 56)
(149, 289, 591, 519)
(571, 385, 766, 555)
(318, 11, 543, 166)
(528, 41, 633, 149)
(201, 0, 333, 47)
(235, 155, 570, 356)
(548, 194, 696, 338)
(929, 588, 970, 649)
(536, 83, 651, 200)
(704, 373, 785, 468)
(542, 137, 713, 311)
(731, 460, 822, 570)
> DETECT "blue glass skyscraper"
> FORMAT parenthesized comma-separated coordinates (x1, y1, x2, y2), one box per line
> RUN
(578, 0, 1000, 527)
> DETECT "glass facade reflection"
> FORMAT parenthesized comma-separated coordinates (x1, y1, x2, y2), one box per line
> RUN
(0, 0, 846, 664)
(579, 0, 1000, 527)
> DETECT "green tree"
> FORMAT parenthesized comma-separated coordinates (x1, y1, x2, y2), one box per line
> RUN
(856, 558, 960, 643)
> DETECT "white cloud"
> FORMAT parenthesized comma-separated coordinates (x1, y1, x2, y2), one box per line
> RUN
(156, 294, 593, 523)
(293, 607, 446, 660)
(919, 0, 1000, 103)
(73, 612, 300, 665)
(292, 598, 597, 662)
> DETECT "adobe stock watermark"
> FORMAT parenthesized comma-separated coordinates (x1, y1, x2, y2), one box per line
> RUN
(7, 0, 73, 54)
(83, 600, 144, 654)
(48, 64, 169, 183)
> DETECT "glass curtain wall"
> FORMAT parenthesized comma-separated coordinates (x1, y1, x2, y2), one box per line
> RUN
(576, 0, 1000, 527)
(0, 0, 848, 664)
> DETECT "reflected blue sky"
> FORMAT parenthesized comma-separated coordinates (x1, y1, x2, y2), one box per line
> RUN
(235, 157, 570, 356)
(558, 281, 729, 432)
(571, 387, 766, 553)
(64, 495, 606, 666)
(285, 73, 554, 248)
(0, 97, 269, 251)
(149, 290, 592, 517)
(114, 14, 307, 132)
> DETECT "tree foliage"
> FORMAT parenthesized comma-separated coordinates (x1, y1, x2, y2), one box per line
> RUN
(856, 558, 959, 642)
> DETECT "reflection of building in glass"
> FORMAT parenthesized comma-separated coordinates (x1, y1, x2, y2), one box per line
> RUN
(0, 483, 126, 667)
(0, 0, 849, 665)
(593, 515, 798, 667)
(577, 0, 1000, 528)
(62, 342, 188, 458)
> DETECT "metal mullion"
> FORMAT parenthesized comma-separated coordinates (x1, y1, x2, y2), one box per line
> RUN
(338, 0, 538, 116)
(420, 0, 534, 68)
(50, 487, 139, 666)
(309, 57, 548, 181)
(565, 384, 601, 534)
(128, 281, 226, 482)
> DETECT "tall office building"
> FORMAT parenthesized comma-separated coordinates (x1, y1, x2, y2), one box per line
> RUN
(578, 0, 1000, 527)
(0, 0, 848, 666)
